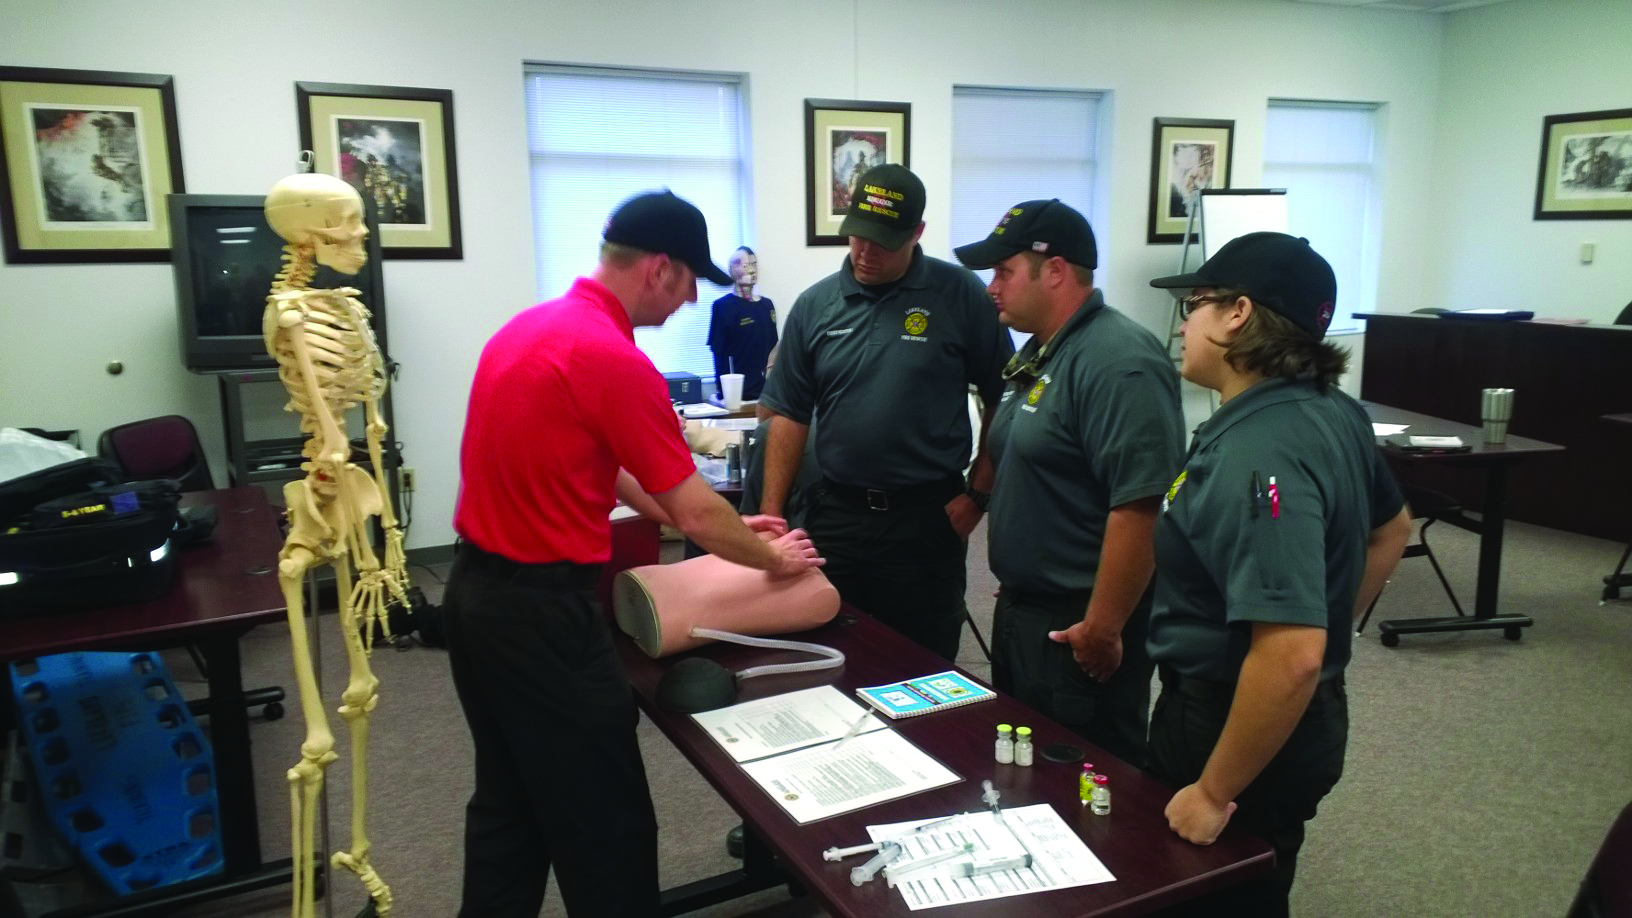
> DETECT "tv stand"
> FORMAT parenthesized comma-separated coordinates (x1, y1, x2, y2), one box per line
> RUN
(211, 369, 403, 511)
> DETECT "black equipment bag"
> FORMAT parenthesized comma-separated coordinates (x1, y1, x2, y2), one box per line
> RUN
(0, 459, 183, 619)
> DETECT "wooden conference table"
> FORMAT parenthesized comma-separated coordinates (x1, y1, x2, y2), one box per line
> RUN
(1366, 404, 1565, 645)
(0, 488, 293, 917)
(610, 602, 1273, 917)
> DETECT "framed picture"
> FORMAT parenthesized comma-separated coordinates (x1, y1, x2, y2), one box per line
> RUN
(1533, 108, 1632, 220)
(0, 66, 185, 264)
(296, 81, 463, 259)
(1147, 118, 1234, 244)
(804, 98, 911, 246)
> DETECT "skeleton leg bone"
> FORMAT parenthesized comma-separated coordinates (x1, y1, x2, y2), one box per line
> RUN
(277, 503, 337, 918)
(329, 553, 393, 915)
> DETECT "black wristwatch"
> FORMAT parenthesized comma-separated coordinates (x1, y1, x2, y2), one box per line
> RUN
(965, 486, 991, 513)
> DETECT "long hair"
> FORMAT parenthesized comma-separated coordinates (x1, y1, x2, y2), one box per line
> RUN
(1217, 287, 1350, 390)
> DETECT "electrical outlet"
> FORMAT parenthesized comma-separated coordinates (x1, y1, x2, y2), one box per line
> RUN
(400, 467, 416, 492)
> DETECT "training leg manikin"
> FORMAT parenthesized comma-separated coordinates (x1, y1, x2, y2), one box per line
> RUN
(264, 163, 409, 918)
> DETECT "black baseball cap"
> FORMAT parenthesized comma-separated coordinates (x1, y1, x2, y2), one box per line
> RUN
(603, 191, 732, 285)
(1149, 232, 1337, 339)
(953, 199, 1098, 271)
(838, 164, 926, 251)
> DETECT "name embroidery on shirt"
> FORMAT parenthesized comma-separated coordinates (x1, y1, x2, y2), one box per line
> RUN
(825, 327, 855, 337)
(902, 307, 931, 342)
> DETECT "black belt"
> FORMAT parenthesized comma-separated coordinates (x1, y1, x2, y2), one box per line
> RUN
(1158, 663, 1344, 702)
(821, 476, 964, 511)
(454, 540, 602, 588)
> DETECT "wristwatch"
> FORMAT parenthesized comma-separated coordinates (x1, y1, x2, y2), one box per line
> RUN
(965, 486, 991, 513)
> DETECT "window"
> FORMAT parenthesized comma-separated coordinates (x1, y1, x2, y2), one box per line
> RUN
(951, 87, 1102, 348)
(525, 65, 748, 376)
(1262, 101, 1381, 335)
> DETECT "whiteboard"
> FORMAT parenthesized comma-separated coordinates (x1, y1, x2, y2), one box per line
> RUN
(1199, 189, 1288, 258)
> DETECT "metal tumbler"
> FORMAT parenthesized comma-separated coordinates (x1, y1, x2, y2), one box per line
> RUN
(1481, 388, 1514, 444)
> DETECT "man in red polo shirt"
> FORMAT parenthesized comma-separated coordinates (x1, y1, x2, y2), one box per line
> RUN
(444, 191, 821, 918)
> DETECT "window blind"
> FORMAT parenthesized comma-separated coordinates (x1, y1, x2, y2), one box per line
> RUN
(1263, 101, 1380, 335)
(525, 65, 748, 376)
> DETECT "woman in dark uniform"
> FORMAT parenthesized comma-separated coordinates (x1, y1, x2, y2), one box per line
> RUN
(1145, 233, 1412, 916)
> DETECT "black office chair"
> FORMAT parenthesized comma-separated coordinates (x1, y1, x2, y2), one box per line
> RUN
(1613, 300, 1632, 326)
(1357, 484, 1465, 638)
(97, 415, 285, 721)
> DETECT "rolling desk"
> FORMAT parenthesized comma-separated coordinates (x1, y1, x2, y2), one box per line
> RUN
(1366, 404, 1565, 645)
(1355, 312, 1632, 541)
(0, 488, 294, 917)
(611, 606, 1274, 916)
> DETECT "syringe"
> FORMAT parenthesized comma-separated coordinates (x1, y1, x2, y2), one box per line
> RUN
(849, 841, 902, 886)
(883, 842, 975, 888)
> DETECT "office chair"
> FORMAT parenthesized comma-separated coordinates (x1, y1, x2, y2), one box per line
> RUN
(1357, 484, 1465, 638)
(1614, 300, 1632, 326)
(1568, 800, 1632, 918)
(96, 415, 214, 492)
(97, 414, 286, 721)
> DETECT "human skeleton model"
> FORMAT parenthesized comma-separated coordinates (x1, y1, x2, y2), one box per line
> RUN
(263, 170, 408, 918)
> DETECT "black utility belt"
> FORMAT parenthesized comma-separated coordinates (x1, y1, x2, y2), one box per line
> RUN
(454, 540, 603, 588)
(821, 476, 964, 511)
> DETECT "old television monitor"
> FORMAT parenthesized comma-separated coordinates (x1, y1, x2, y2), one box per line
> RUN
(169, 192, 388, 372)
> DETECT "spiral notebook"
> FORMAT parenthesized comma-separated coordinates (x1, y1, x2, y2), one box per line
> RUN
(855, 671, 996, 719)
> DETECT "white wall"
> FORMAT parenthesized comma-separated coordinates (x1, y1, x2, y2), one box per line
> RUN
(1431, 0, 1632, 318)
(0, 0, 1525, 550)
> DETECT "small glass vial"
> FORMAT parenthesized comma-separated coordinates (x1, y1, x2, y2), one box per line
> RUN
(994, 724, 1014, 764)
(1078, 763, 1097, 805)
(1014, 726, 1034, 767)
(1090, 774, 1111, 815)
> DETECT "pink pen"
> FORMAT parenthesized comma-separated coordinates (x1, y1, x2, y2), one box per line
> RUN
(1268, 476, 1280, 519)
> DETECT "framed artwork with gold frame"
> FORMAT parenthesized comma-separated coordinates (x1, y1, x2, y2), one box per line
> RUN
(804, 98, 911, 246)
(1147, 117, 1234, 244)
(0, 66, 185, 264)
(1533, 107, 1632, 220)
(297, 81, 463, 259)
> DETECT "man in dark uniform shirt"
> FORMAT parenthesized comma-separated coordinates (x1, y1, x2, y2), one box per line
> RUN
(758, 164, 1013, 660)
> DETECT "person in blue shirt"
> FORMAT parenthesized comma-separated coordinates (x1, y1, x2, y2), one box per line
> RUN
(707, 247, 777, 401)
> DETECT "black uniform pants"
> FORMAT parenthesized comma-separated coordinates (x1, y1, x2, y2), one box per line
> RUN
(805, 478, 968, 660)
(442, 543, 659, 918)
(1147, 665, 1348, 918)
(990, 586, 1154, 767)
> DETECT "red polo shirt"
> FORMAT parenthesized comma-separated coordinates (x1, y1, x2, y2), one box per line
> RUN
(455, 278, 696, 563)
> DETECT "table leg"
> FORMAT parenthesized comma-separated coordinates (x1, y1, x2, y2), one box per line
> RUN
(657, 823, 789, 916)
(197, 633, 261, 873)
(1377, 461, 1534, 644)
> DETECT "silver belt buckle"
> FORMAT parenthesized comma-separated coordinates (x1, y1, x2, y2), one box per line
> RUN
(866, 489, 889, 511)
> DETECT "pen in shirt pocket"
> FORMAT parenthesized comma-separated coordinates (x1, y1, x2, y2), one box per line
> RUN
(1251, 471, 1264, 519)
(1269, 476, 1281, 519)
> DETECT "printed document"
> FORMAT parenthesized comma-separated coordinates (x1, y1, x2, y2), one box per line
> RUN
(738, 727, 961, 824)
(690, 685, 888, 763)
(866, 805, 1115, 910)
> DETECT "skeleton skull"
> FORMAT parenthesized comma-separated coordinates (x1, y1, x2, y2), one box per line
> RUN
(265, 173, 369, 275)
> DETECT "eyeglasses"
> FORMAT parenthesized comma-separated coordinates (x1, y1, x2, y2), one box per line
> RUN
(1178, 293, 1231, 319)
